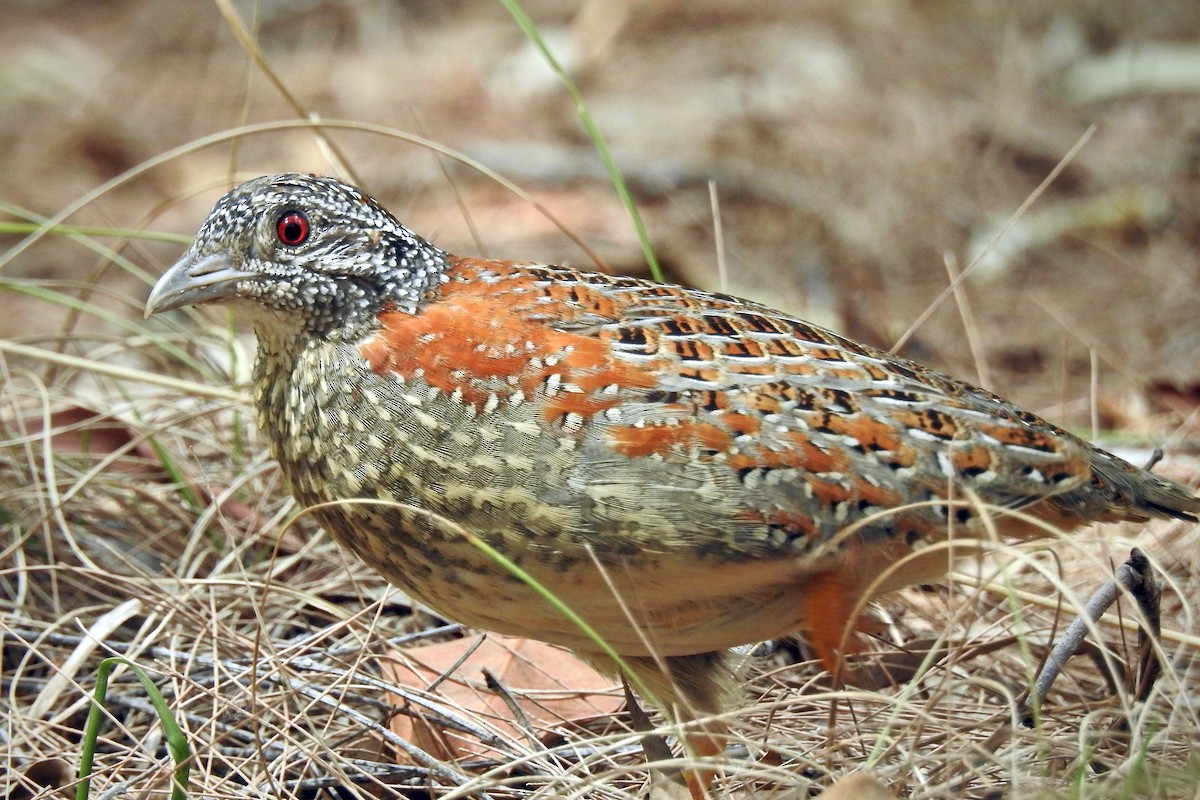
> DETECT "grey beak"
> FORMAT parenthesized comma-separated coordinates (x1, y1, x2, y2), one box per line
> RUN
(145, 252, 257, 317)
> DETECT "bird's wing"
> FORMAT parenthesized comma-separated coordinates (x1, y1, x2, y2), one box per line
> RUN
(529, 271, 1094, 503)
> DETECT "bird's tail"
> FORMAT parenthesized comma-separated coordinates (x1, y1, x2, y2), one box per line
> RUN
(1052, 446, 1200, 524)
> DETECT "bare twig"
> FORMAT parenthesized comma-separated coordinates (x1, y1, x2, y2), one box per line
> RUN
(1021, 548, 1162, 726)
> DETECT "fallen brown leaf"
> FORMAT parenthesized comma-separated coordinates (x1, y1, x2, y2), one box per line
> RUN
(382, 634, 622, 762)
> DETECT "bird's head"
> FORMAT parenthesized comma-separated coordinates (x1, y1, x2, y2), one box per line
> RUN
(145, 174, 448, 341)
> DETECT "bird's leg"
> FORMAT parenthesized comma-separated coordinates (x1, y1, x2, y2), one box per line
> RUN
(799, 568, 865, 680)
(682, 727, 726, 800)
(610, 653, 732, 799)
(621, 675, 726, 800)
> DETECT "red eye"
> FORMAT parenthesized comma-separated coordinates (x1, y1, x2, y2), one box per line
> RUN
(276, 211, 310, 246)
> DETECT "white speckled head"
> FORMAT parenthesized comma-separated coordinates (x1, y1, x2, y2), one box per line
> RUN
(146, 174, 449, 341)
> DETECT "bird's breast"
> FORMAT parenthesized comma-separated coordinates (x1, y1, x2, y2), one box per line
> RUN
(251, 337, 836, 654)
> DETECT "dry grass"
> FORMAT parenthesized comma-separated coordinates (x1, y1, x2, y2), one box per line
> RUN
(4, 3, 1200, 799)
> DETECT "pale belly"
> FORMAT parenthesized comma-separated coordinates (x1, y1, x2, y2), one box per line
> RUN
(308, 498, 816, 656)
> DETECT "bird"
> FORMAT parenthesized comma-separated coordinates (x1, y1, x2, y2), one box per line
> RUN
(146, 173, 1199, 794)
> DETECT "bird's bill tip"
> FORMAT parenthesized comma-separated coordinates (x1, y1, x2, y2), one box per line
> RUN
(144, 253, 256, 318)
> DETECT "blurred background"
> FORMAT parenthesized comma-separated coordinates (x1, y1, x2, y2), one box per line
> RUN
(3, 0, 1200, 439)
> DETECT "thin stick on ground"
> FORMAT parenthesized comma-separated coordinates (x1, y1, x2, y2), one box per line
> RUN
(1022, 547, 1162, 727)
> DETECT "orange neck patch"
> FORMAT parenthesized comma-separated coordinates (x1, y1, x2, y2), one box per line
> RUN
(359, 258, 659, 422)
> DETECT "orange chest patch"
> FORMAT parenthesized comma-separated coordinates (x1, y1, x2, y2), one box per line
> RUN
(359, 263, 658, 421)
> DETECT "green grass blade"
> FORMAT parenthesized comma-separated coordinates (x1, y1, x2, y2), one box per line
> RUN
(499, 0, 663, 282)
(77, 657, 191, 800)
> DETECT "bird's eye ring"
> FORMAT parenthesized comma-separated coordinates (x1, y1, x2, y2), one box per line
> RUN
(276, 211, 310, 246)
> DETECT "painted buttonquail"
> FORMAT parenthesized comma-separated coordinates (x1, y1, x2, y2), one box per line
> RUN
(147, 174, 1199, 784)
